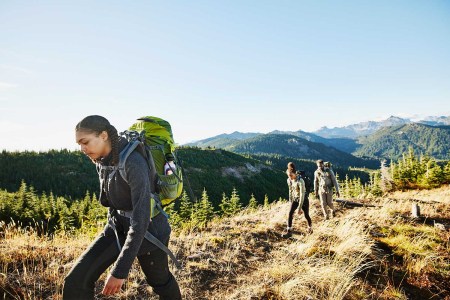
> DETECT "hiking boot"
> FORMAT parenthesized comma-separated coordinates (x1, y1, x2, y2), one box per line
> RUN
(324, 215, 329, 220)
(282, 229, 292, 238)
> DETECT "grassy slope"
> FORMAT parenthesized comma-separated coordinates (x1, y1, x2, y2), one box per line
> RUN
(1, 186, 449, 299)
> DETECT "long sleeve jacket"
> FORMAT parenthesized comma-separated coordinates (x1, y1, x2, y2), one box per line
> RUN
(97, 138, 171, 279)
(314, 167, 340, 194)
(287, 177, 306, 208)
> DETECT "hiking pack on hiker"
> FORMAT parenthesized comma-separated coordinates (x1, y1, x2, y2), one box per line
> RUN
(314, 159, 340, 220)
(282, 162, 313, 238)
(64, 115, 182, 300)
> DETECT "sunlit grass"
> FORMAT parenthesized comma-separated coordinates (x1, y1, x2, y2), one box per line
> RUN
(1, 186, 449, 299)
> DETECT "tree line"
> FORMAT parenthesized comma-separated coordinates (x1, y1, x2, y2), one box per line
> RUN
(0, 181, 272, 233)
(338, 147, 450, 199)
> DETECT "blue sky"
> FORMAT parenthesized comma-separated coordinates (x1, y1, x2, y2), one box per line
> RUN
(1, 1, 449, 151)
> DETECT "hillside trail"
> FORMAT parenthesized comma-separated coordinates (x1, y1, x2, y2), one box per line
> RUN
(171, 187, 450, 300)
(171, 198, 366, 299)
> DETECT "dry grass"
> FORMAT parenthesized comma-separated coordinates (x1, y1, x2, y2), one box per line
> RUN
(1, 186, 450, 299)
(0, 221, 93, 299)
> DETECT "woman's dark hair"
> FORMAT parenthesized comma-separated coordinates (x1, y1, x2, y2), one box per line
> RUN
(287, 162, 296, 172)
(75, 115, 119, 165)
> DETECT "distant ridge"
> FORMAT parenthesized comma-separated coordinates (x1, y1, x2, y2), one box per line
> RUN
(183, 115, 450, 162)
(314, 115, 450, 138)
(354, 123, 450, 160)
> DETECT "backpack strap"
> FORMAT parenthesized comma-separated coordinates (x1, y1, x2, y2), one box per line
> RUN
(117, 140, 142, 184)
(117, 138, 169, 219)
(108, 215, 181, 269)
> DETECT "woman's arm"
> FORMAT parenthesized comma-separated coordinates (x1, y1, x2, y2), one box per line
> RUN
(110, 152, 151, 279)
(298, 179, 306, 208)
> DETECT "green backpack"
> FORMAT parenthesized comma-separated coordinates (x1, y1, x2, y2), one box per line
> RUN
(120, 116, 183, 207)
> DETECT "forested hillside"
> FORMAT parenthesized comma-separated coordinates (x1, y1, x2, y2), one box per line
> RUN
(0, 150, 97, 199)
(0, 147, 374, 210)
(227, 134, 379, 168)
(354, 123, 450, 160)
(269, 130, 360, 153)
(0, 148, 288, 208)
(185, 131, 261, 149)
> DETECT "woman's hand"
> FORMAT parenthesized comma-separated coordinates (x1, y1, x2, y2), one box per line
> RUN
(298, 209, 303, 215)
(102, 274, 125, 295)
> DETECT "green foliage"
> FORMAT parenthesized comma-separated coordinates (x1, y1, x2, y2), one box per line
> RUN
(192, 188, 215, 228)
(339, 148, 449, 198)
(355, 124, 450, 160)
(219, 192, 232, 217)
(176, 147, 287, 208)
(0, 181, 107, 233)
(0, 149, 98, 199)
(229, 187, 242, 215)
(226, 134, 379, 168)
(391, 148, 447, 189)
(248, 193, 258, 210)
(264, 194, 269, 208)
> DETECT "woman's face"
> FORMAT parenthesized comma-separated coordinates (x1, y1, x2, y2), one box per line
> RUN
(76, 130, 111, 160)
(288, 172, 297, 180)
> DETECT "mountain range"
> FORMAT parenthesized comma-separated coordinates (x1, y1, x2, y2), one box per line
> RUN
(186, 115, 450, 161)
(314, 115, 450, 138)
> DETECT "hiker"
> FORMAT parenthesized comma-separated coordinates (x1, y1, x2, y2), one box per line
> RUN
(314, 159, 340, 220)
(282, 162, 312, 238)
(63, 115, 181, 300)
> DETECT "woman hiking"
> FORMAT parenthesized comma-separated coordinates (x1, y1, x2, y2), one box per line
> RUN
(282, 162, 313, 238)
(63, 115, 181, 300)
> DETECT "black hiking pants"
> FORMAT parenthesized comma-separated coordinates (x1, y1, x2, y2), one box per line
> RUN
(288, 197, 312, 228)
(62, 225, 181, 300)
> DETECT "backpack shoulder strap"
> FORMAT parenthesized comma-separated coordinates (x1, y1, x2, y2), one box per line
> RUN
(117, 140, 142, 184)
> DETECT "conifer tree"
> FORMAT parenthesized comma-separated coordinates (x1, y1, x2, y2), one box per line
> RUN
(444, 161, 450, 183)
(229, 187, 242, 215)
(178, 190, 193, 221)
(193, 188, 214, 227)
(164, 202, 182, 228)
(248, 193, 258, 210)
(263, 194, 269, 208)
(219, 192, 232, 217)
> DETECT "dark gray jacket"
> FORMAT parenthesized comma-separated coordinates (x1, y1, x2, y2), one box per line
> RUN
(98, 138, 171, 279)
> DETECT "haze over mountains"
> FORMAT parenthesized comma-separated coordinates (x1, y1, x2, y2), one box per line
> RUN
(186, 115, 450, 161)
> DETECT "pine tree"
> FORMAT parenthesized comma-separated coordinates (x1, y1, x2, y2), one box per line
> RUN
(444, 161, 450, 183)
(248, 193, 258, 210)
(178, 190, 193, 221)
(229, 187, 242, 215)
(193, 188, 214, 227)
(219, 192, 232, 217)
(263, 194, 269, 208)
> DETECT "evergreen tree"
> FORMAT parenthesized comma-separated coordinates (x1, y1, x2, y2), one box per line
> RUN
(229, 187, 242, 215)
(444, 161, 450, 183)
(248, 193, 258, 210)
(164, 202, 182, 228)
(422, 159, 444, 188)
(219, 192, 232, 217)
(178, 190, 193, 221)
(263, 194, 269, 208)
(193, 188, 214, 227)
